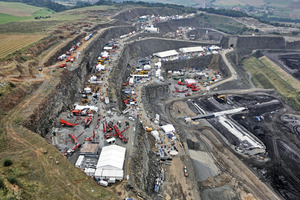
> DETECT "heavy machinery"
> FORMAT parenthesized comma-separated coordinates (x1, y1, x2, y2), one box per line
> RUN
(214, 94, 227, 103)
(64, 131, 84, 156)
(60, 119, 79, 127)
(81, 99, 90, 104)
(72, 108, 90, 116)
(113, 125, 129, 143)
(86, 130, 96, 141)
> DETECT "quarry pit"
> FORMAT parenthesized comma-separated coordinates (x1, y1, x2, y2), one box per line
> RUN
(2, 7, 300, 200)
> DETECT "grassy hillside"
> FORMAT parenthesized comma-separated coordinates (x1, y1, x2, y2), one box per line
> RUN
(0, 2, 55, 24)
(242, 56, 300, 111)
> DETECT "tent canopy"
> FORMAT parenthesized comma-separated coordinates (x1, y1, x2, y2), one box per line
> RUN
(179, 46, 204, 53)
(161, 124, 175, 134)
(154, 50, 178, 58)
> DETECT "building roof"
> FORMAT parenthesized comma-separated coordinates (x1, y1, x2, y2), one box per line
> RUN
(208, 45, 221, 50)
(80, 143, 99, 154)
(179, 46, 204, 53)
(154, 50, 178, 58)
(96, 145, 126, 170)
(161, 124, 175, 134)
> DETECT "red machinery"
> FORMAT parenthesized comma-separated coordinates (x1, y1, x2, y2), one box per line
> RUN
(72, 108, 90, 116)
(177, 81, 185, 85)
(86, 130, 96, 142)
(191, 88, 200, 92)
(60, 119, 79, 127)
(83, 116, 93, 128)
(186, 84, 198, 88)
(103, 122, 112, 138)
(113, 125, 129, 143)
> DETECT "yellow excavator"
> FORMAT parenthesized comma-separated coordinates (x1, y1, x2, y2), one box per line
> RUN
(214, 94, 227, 103)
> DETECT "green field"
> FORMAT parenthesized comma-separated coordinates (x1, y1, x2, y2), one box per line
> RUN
(242, 56, 300, 111)
(0, 2, 55, 24)
(0, 13, 31, 25)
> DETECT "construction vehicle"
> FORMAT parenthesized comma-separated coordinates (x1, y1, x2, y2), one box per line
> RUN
(81, 99, 90, 104)
(60, 119, 79, 127)
(138, 70, 148, 75)
(59, 63, 66, 68)
(177, 81, 185, 85)
(82, 116, 93, 128)
(113, 125, 129, 143)
(86, 130, 96, 141)
(145, 127, 152, 132)
(64, 131, 84, 156)
(72, 108, 90, 116)
(183, 166, 189, 177)
(191, 88, 199, 92)
(214, 94, 227, 103)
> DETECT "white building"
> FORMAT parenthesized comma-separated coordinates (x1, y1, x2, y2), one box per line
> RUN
(145, 25, 159, 33)
(153, 50, 179, 60)
(151, 130, 160, 141)
(75, 155, 85, 168)
(161, 124, 175, 135)
(95, 145, 126, 181)
(179, 46, 204, 54)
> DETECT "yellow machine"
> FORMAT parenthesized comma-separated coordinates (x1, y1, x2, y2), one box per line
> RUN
(81, 99, 90, 104)
(217, 95, 227, 103)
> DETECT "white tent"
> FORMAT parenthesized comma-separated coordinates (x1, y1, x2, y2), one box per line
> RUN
(151, 131, 160, 141)
(179, 46, 204, 53)
(144, 65, 151, 71)
(155, 69, 161, 78)
(100, 51, 109, 58)
(95, 145, 126, 181)
(96, 64, 105, 71)
(75, 155, 85, 168)
(161, 124, 175, 135)
(185, 79, 197, 85)
(96, 145, 126, 170)
(84, 87, 92, 93)
(145, 25, 158, 33)
(85, 168, 96, 176)
(101, 169, 123, 180)
(155, 62, 162, 68)
(209, 45, 221, 50)
(74, 104, 98, 112)
(104, 46, 113, 50)
(154, 50, 178, 58)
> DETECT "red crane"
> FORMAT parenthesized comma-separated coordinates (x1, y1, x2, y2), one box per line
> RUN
(60, 119, 79, 127)
(86, 130, 96, 142)
(113, 125, 129, 143)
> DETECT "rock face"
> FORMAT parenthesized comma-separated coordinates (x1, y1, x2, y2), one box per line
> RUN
(221, 36, 300, 58)
(128, 121, 159, 199)
(24, 70, 82, 137)
(111, 38, 216, 110)
(24, 25, 136, 136)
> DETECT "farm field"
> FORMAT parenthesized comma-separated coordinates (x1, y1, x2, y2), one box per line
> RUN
(0, 2, 54, 24)
(0, 34, 45, 58)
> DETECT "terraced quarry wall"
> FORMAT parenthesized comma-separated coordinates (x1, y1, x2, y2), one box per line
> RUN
(24, 25, 136, 136)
